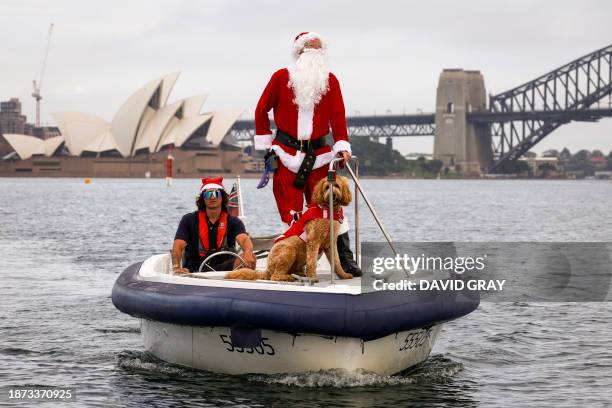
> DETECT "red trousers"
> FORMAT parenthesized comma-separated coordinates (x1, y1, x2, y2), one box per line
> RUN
(273, 161, 329, 226)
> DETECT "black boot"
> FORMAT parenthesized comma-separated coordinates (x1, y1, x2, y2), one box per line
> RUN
(337, 232, 362, 277)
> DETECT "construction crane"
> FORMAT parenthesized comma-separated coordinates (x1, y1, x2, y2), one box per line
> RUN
(32, 23, 54, 128)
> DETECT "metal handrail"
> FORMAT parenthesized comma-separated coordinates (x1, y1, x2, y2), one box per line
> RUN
(344, 163, 408, 276)
(353, 159, 360, 269)
(236, 175, 245, 218)
(327, 157, 344, 283)
(326, 157, 406, 283)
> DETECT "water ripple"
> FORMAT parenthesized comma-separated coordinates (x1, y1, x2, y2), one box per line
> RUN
(1, 178, 611, 407)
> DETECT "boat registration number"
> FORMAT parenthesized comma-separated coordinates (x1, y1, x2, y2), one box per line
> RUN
(398, 328, 433, 352)
(219, 334, 276, 355)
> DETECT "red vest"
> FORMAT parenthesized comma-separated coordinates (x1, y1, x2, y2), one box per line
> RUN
(198, 211, 228, 257)
(275, 205, 343, 243)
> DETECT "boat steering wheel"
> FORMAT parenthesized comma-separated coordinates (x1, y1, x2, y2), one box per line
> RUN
(198, 251, 247, 273)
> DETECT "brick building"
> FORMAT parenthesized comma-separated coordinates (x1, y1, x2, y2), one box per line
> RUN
(0, 98, 28, 156)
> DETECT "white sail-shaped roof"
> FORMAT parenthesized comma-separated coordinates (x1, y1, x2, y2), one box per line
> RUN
(182, 94, 208, 117)
(205, 109, 244, 146)
(160, 114, 213, 149)
(160, 72, 180, 107)
(3, 134, 44, 159)
(110, 77, 163, 157)
(53, 112, 109, 156)
(158, 116, 180, 149)
(82, 130, 120, 154)
(132, 106, 157, 152)
(144, 100, 184, 153)
(153, 94, 209, 151)
(3, 134, 65, 159)
(47, 73, 242, 160)
(44, 136, 65, 156)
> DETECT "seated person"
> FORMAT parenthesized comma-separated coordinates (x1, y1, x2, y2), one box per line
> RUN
(172, 177, 256, 274)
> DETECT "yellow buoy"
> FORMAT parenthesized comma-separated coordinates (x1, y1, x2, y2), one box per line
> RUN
(84, 178, 91, 184)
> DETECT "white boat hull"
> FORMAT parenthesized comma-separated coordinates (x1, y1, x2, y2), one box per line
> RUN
(141, 319, 441, 375)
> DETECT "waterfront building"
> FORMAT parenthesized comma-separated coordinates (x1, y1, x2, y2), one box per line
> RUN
(0, 73, 246, 177)
(0, 98, 28, 156)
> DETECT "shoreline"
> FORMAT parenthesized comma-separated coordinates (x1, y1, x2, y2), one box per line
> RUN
(0, 174, 607, 181)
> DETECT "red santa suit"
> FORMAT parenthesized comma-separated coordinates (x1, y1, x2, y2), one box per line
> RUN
(254, 32, 352, 226)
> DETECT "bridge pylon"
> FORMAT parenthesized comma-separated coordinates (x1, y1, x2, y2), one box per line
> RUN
(433, 69, 492, 175)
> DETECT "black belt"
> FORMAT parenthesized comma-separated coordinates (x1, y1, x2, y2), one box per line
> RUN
(274, 129, 327, 152)
(274, 129, 328, 189)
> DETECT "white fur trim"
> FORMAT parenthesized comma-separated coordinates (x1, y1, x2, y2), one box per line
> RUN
(292, 32, 328, 60)
(297, 107, 313, 140)
(338, 217, 349, 234)
(332, 140, 352, 155)
(200, 183, 225, 192)
(254, 133, 273, 150)
(270, 145, 335, 173)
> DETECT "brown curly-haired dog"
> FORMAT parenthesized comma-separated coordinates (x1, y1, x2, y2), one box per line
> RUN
(225, 176, 354, 282)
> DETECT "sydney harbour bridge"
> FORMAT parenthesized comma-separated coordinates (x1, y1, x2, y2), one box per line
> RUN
(229, 44, 612, 174)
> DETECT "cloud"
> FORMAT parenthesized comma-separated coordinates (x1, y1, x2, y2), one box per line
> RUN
(1, 0, 612, 153)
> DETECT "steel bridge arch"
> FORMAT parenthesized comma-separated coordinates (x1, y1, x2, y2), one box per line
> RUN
(488, 44, 612, 172)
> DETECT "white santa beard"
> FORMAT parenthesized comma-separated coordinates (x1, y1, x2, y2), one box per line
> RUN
(288, 49, 330, 139)
(288, 49, 330, 111)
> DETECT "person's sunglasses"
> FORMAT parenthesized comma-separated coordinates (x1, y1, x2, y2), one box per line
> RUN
(202, 189, 223, 200)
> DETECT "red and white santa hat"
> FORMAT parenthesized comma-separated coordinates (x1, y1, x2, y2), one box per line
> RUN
(292, 31, 328, 60)
(199, 177, 226, 194)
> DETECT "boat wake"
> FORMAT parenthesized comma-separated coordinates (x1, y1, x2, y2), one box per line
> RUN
(403, 354, 464, 384)
(247, 369, 417, 387)
(115, 349, 463, 388)
(245, 354, 463, 388)
(115, 350, 190, 377)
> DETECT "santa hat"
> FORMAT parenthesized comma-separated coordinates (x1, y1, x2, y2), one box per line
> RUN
(292, 31, 327, 60)
(199, 177, 226, 194)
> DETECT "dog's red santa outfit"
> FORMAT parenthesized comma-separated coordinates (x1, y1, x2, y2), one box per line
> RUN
(275, 205, 344, 244)
(254, 32, 352, 227)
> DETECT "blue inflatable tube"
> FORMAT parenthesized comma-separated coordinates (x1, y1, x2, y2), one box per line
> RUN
(112, 263, 479, 341)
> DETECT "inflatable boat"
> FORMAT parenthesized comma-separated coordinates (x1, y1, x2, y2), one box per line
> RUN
(112, 253, 478, 375)
(112, 162, 479, 375)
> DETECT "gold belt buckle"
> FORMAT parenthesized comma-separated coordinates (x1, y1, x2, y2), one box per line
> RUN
(299, 139, 304, 151)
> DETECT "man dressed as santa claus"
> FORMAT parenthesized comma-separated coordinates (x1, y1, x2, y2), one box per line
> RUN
(254, 31, 361, 276)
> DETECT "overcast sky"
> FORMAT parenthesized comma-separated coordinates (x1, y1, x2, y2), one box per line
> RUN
(2, 0, 612, 154)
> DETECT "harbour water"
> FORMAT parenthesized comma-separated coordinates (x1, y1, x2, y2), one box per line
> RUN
(1, 177, 611, 407)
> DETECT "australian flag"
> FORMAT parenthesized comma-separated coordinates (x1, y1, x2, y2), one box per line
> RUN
(227, 182, 240, 217)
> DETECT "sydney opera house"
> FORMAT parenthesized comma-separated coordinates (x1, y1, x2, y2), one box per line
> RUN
(0, 73, 249, 177)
